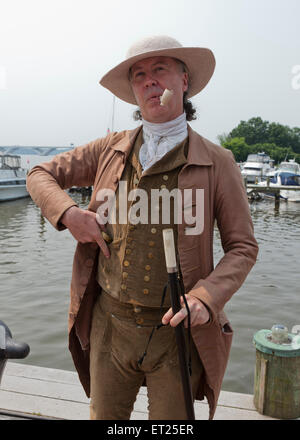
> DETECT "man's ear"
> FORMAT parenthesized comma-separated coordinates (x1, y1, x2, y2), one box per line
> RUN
(182, 72, 189, 93)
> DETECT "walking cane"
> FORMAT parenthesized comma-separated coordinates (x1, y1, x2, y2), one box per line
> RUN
(162, 228, 195, 420)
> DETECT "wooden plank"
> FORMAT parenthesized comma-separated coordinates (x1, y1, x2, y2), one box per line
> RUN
(0, 389, 89, 420)
(5, 362, 78, 385)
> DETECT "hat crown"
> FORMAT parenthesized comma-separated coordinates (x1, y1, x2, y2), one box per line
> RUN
(126, 35, 183, 59)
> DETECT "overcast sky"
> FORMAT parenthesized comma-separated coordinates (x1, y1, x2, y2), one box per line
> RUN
(0, 0, 299, 147)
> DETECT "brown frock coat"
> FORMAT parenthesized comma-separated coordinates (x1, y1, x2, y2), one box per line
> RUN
(26, 125, 258, 419)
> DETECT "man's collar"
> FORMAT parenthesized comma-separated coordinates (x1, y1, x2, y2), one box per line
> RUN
(109, 124, 213, 167)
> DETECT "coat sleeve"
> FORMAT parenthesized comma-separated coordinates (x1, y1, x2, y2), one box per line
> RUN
(189, 150, 259, 321)
(26, 136, 108, 231)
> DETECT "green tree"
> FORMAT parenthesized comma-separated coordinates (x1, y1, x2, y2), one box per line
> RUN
(222, 137, 251, 162)
(228, 117, 300, 154)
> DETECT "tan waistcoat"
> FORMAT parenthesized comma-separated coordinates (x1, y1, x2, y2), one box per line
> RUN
(96, 130, 188, 307)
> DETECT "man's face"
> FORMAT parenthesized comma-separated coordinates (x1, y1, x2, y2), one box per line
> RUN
(129, 56, 188, 123)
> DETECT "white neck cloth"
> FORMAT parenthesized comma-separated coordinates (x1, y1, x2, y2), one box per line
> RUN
(139, 113, 188, 172)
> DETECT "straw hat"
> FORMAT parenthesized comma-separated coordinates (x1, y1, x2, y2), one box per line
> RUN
(99, 35, 215, 105)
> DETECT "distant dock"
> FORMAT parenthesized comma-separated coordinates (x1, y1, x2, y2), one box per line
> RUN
(0, 362, 282, 420)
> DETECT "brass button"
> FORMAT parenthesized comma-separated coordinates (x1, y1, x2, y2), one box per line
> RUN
(148, 241, 155, 247)
(148, 252, 154, 259)
(121, 284, 127, 290)
(134, 306, 142, 313)
(125, 248, 131, 255)
(151, 228, 157, 234)
(122, 272, 128, 279)
(163, 175, 169, 181)
(127, 237, 133, 243)
(129, 225, 135, 230)
(145, 265, 151, 271)
(106, 283, 110, 289)
(136, 317, 144, 325)
(144, 275, 150, 282)
(143, 289, 149, 295)
(160, 184, 167, 189)
(124, 260, 130, 267)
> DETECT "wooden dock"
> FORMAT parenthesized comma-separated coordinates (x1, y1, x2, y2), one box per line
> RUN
(0, 361, 283, 420)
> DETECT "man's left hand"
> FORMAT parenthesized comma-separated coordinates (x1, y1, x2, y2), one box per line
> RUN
(162, 294, 210, 328)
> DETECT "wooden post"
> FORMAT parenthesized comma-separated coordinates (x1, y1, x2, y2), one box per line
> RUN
(275, 191, 280, 209)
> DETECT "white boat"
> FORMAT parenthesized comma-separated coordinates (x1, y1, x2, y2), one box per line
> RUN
(0, 154, 29, 202)
(260, 159, 300, 202)
(241, 152, 275, 183)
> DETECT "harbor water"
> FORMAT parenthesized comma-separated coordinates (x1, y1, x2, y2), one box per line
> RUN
(0, 193, 299, 395)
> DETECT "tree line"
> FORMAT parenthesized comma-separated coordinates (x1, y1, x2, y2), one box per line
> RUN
(218, 117, 300, 164)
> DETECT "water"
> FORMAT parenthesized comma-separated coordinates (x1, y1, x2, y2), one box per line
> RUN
(0, 193, 299, 395)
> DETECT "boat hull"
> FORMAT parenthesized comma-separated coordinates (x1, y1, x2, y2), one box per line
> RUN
(0, 185, 29, 202)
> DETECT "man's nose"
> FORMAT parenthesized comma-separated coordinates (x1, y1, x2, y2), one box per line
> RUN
(144, 74, 158, 88)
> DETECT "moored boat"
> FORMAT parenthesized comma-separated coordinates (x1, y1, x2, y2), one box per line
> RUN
(0, 154, 29, 202)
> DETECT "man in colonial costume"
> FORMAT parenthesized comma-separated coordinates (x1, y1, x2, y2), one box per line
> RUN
(27, 35, 258, 419)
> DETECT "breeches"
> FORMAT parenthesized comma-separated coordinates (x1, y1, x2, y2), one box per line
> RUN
(89, 291, 203, 420)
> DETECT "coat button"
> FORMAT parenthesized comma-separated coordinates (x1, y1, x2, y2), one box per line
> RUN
(148, 252, 154, 259)
(143, 289, 149, 295)
(144, 275, 150, 282)
(148, 241, 155, 247)
(80, 277, 89, 285)
(134, 306, 142, 313)
(125, 248, 131, 255)
(160, 184, 167, 189)
(121, 284, 127, 290)
(86, 259, 94, 267)
(136, 317, 144, 325)
(123, 260, 130, 267)
(145, 265, 151, 271)
(122, 272, 128, 279)
(151, 228, 157, 234)
(163, 175, 169, 181)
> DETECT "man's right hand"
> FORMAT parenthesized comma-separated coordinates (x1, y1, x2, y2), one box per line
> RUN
(60, 206, 110, 258)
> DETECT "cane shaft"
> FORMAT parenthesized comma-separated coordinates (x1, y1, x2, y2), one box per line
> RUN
(169, 272, 195, 420)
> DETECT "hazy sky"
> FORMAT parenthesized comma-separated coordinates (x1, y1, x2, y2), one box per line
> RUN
(0, 0, 299, 147)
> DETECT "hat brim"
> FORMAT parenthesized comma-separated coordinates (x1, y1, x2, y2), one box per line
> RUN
(99, 47, 216, 105)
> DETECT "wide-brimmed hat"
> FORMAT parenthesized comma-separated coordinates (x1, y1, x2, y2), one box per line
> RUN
(99, 35, 216, 105)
